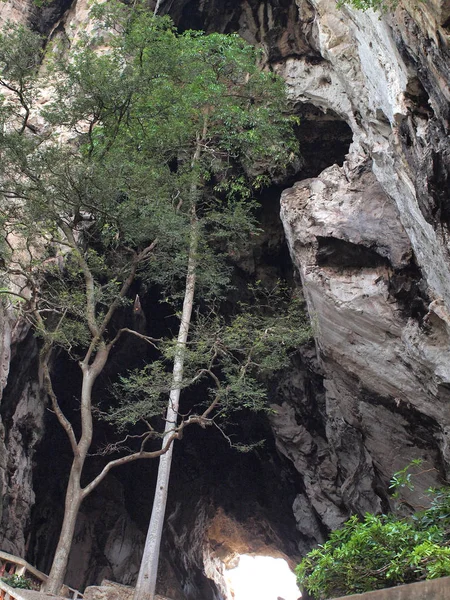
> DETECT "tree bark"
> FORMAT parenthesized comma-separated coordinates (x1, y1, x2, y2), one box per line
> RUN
(133, 122, 206, 600)
(43, 244, 157, 593)
(44, 464, 83, 594)
(132, 218, 199, 600)
(45, 352, 108, 594)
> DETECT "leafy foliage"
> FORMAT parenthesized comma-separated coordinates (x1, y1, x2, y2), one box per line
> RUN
(296, 487, 450, 599)
(0, 3, 299, 349)
(0, 6, 307, 591)
(389, 458, 426, 495)
(108, 282, 310, 441)
(1, 575, 33, 590)
(336, 0, 399, 13)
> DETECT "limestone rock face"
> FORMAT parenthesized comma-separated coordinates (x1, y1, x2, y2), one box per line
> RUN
(0, 304, 42, 557)
(277, 0, 450, 547)
(279, 157, 450, 530)
(0, 0, 33, 27)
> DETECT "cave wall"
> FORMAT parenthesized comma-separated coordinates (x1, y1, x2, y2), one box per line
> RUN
(0, 303, 43, 558)
(0, 0, 450, 598)
(278, 0, 450, 534)
(153, 0, 450, 557)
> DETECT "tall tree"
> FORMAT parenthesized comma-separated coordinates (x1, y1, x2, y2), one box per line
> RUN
(106, 11, 301, 600)
(0, 4, 306, 597)
(0, 21, 194, 594)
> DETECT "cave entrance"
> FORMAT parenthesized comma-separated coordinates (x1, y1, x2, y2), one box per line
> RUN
(225, 555, 300, 600)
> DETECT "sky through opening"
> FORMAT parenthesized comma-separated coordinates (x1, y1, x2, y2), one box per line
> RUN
(225, 554, 301, 600)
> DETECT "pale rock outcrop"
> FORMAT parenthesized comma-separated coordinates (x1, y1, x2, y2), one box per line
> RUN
(0, 0, 32, 27)
(278, 0, 450, 537)
(280, 152, 450, 517)
(280, 0, 450, 306)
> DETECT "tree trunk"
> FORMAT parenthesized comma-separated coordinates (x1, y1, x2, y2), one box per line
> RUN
(133, 218, 199, 600)
(154, 0, 163, 15)
(45, 355, 107, 594)
(44, 465, 83, 594)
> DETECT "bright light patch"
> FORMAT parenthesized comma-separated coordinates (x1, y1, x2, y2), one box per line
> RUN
(225, 555, 300, 600)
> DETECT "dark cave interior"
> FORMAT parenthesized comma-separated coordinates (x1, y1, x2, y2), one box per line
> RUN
(19, 109, 353, 599)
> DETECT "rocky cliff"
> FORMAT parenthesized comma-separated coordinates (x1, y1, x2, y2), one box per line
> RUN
(0, 0, 449, 598)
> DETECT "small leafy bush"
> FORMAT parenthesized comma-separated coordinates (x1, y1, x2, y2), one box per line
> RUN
(296, 488, 450, 599)
(337, 0, 399, 13)
(1, 575, 33, 589)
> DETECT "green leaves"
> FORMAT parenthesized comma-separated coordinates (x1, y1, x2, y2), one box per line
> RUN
(297, 488, 450, 599)
(1, 575, 33, 590)
(108, 281, 310, 437)
(336, 0, 399, 13)
(109, 361, 172, 429)
(0, 6, 305, 450)
(0, 23, 42, 96)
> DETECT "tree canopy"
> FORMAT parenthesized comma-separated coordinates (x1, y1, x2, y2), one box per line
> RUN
(0, 4, 309, 596)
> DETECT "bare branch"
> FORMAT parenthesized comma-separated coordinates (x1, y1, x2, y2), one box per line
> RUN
(40, 346, 79, 456)
(201, 393, 221, 420)
(98, 239, 158, 344)
(80, 431, 180, 499)
(93, 431, 156, 456)
(106, 327, 161, 352)
(0, 289, 29, 303)
(59, 221, 100, 340)
(80, 407, 216, 500)
(212, 420, 235, 447)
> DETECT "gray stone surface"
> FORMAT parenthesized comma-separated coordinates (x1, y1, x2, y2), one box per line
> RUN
(0, 303, 41, 556)
(332, 576, 450, 599)
(84, 581, 172, 600)
(279, 152, 450, 533)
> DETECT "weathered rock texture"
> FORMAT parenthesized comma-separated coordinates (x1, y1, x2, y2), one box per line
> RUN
(0, 0, 449, 598)
(0, 304, 42, 557)
(278, 0, 450, 537)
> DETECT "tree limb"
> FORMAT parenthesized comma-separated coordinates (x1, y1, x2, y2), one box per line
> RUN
(41, 349, 79, 456)
(98, 239, 158, 342)
(80, 431, 181, 499)
(59, 221, 100, 340)
(106, 327, 161, 351)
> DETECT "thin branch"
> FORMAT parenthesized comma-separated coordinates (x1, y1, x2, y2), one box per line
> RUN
(40, 343, 79, 456)
(212, 420, 235, 447)
(80, 402, 218, 500)
(59, 221, 99, 340)
(80, 431, 181, 499)
(0, 289, 29, 303)
(98, 238, 158, 341)
(106, 327, 161, 351)
(93, 431, 155, 456)
(201, 393, 221, 419)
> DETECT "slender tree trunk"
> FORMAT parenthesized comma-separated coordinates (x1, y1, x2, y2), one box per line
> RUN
(45, 465, 83, 594)
(133, 219, 199, 600)
(134, 127, 206, 600)
(154, 0, 163, 16)
(45, 353, 107, 594)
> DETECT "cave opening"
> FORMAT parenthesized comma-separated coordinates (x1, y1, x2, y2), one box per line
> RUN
(23, 115, 353, 597)
(225, 555, 300, 600)
(19, 10, 354, 588)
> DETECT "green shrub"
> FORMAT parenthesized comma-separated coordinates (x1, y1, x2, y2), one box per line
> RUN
(337, 0, 399, 12)
(1, 575, 33, 589)
(296, 488, 450, 599)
